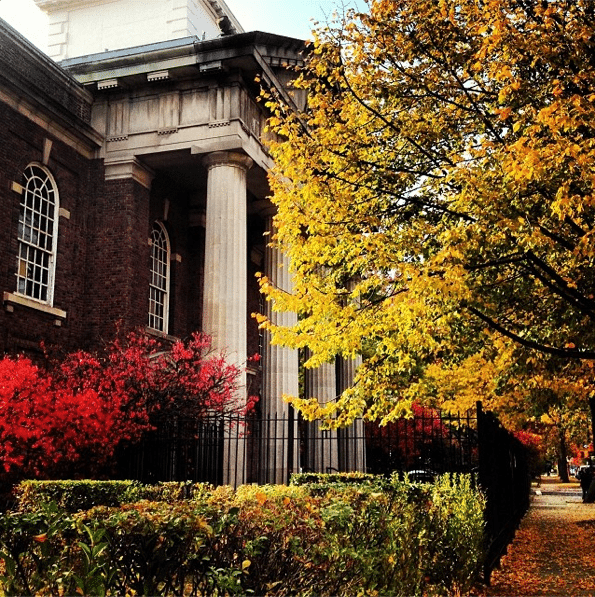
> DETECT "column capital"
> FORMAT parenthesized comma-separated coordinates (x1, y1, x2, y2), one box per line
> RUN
(203, 151, 253, 172)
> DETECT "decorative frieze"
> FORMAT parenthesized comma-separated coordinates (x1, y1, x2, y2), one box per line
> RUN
(199, 60, 222, 73)
(208, 120, 231, 128)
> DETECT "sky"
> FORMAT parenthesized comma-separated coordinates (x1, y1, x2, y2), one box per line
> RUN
(0, 0, 367, 53)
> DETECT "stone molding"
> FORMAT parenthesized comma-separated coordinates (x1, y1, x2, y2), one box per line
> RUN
(0, 88, 100, 160)
(104, 157, 155, 189)
(3, 291, 67, 320)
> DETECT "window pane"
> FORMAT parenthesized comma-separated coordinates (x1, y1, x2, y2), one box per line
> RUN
(148, 223, 170, 332)
(16, 165, 58, 304)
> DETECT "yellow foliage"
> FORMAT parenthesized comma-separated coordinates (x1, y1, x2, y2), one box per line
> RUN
(259, 0, 595, 426)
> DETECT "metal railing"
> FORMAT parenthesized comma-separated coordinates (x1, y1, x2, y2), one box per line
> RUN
(117, 403, 530, 580)
(477, 402, 531, 581)
(365, 407, 479, 476)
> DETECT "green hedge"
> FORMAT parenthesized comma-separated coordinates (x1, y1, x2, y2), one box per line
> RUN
(289, 471, 377, 485)
(15, 480, 142, 512)
(15, 480, 213, 512)
(0, 475, 485, 596)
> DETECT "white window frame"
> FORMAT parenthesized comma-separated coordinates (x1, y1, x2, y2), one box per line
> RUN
(148, 221, 171, 334)
(16, 163, 59, 306)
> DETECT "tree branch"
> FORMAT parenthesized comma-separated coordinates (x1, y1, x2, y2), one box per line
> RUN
(466, 305, 595, 359)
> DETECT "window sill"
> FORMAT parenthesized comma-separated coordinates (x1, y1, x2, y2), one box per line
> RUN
(3, 292, 67, 319)
(145, 326, 179, 343)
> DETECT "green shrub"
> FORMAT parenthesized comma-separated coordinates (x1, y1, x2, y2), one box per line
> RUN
(0, 501, 76, 596)
(290, 471, 377, 486)
(15, 480, 143, 513)
(0, 474, 485, 596)
(77, 501, 215, 596)
(15, 480, 214, 513)
(426, 474, 486, 595)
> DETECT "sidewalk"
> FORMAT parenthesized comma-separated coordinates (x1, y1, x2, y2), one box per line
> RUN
(482, 476, 595, 596)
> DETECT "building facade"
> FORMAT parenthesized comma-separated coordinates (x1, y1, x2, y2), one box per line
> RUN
(0, 0, 365, 483)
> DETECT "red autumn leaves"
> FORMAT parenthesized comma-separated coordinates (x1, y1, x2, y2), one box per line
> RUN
(0, 331, 252, 482)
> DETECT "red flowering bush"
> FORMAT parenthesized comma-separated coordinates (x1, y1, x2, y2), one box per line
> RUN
(0, 331, 253, 482)
(514, 430, 544, 477)
(365, 403, 463, 473)
(53, 330, 254, 420)
(514, 430, 543, 453)
(0, 356, 120, 481)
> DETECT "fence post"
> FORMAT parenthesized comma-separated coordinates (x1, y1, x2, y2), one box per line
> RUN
(477, 401, 531, 583)
(477, 400, 496, 583)
(477, 401, 488, 487)
(222, 415, 245, 487)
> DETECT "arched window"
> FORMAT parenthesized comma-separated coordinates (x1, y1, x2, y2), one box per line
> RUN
(16, 164, 59, 304)
(148, 221, 170, 333)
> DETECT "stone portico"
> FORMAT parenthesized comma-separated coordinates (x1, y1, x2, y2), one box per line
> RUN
(30, 0, 366, 484)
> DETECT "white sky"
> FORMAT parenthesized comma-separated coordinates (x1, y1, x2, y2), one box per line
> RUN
(0, 0, 367, 53)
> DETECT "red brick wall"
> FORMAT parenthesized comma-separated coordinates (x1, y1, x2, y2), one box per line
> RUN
(82, 177, 151, 346)
(0, 100, 267, 404)
(0, 100, 99, 357)
(0, 19, 93, 126)
(0, 53, 266, 402)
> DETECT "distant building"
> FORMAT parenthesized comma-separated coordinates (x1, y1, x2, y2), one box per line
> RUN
(0, 0, 365, 483)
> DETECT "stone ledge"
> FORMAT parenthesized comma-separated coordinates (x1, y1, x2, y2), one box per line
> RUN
(3, 291, 67, 319)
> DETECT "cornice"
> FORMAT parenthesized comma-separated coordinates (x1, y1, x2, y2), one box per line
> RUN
(0, 19, 102, 153)
(60, 31, 305, 83)
(34, 0, 118, 10)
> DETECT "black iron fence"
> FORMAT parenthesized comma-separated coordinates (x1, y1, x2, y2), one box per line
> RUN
(365, 407, 479, 476)
(477, 402, 531, 580)
(117, 402, 529, 580)
(119, 409, 479, 484)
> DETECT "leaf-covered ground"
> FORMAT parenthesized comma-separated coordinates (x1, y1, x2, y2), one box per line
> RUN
(481, 476, 595, 596)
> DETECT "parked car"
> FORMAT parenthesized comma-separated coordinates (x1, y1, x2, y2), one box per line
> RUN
(407, 469, 437, 483)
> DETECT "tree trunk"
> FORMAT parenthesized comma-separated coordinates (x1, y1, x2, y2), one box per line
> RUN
(558, 431, 569, 482)
(589, 396, 595, 457)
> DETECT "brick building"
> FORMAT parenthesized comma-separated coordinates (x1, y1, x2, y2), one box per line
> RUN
(0, 0, 365, 483)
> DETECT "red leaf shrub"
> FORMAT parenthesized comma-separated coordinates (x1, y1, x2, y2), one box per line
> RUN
(0, 330, 252, 482)
(514, 430, 543, 453)
(365, 403, 463, 473)
(0, 356, 120, 480)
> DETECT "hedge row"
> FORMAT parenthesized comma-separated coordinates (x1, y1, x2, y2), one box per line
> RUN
(0, 474, 485, 596)
(15, 480, 210, 512)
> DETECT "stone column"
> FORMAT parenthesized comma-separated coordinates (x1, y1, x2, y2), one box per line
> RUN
(202, 150, 252, 486)
(304, 360, 339, 473)
(261, 216, 299, 483)
(337, 356, 367, 473)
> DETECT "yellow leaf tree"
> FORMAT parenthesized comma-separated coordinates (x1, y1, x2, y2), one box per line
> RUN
(260, 0, 595, 427)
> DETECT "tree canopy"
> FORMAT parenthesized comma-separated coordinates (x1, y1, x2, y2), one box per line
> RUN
(258, 0, 595, 426)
